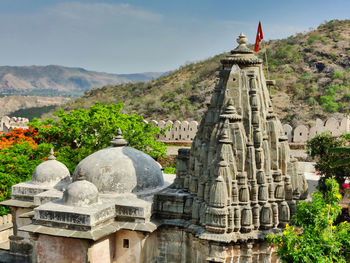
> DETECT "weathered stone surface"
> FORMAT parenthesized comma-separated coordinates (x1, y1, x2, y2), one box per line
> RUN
(154, 33, 308, 245)
(72, 142, 163, 194)
(32, 149, 71, 188)
(33, 189, 63, 206)
(62, 180, 99, 207)
(33, 198, 115, 229)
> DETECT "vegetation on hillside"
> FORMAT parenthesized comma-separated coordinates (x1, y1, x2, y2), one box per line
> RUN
(9, 105, 57, 121)
(56, 19, 350, 126)
(60, 54, 224, 121)
(262, 19, 350, 126)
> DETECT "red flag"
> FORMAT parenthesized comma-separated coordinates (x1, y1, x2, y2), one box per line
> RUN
(254, 21, 264, 52)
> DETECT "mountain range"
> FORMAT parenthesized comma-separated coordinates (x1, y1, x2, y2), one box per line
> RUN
(0, 65, 164, 97)
(3, 19, 350, 127)
(60, 19, 350, 126)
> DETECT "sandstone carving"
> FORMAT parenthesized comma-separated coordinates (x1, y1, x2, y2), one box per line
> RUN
(154, 33, 309, 262)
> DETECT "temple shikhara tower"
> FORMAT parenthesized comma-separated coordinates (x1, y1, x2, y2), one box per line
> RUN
(154, 33, 308, 262)
(0, 34, 308, 263)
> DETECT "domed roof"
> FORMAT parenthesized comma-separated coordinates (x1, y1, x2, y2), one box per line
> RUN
(72, 129, 164, 194)
(32, 149, 70, 186)
(62, 179, 98, 207)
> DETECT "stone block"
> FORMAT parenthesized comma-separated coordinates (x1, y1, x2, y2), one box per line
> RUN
(34, 200, 115, 228)
(282, 124, 292, 142)
(293, 125, 309, 143)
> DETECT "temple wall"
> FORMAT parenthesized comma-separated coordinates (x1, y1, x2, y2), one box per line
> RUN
(10, 207, 32, 239)
(142, 226, 280, 263)
(147, 116, 350, 143)
(35, 234, 89, 263)
(0, 214, 13, 249)
(89, 234, 116, 263)
(115, 230, 144, 263)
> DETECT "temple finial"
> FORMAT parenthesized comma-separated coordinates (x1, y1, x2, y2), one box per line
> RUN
(237, 33, 248, 45)
(76, 169, 86, 181)
(111, 128, 128, 147)
(48, 148, 56, 160)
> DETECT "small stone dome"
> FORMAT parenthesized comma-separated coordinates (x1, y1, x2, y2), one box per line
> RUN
(32, 149, 70, 186)
(72, 129, 164, 194)
(62, 179, 98, 207)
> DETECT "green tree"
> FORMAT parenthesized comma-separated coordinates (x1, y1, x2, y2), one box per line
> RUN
(30, 103, 167, 173)
(0, 142, 52, 215)
(268, 178, 350, 262)
(307, 133, 350, 191)
(330, 146, 350, 168)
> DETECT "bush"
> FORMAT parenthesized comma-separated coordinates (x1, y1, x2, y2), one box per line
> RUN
(164, 167, 176, 174)
(0, 128, 52, 215)
(306, 133, 350, 191)
(319, 95, 339, 112)
(333, 71, 344, 80)
(268, 178, 350, 262)
(343, 93, 350, 101)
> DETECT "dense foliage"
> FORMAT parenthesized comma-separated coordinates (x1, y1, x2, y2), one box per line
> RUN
(0, 128, 52, 214)
(30, 103, 166, 173)
(306, 133, 350, 191)
(329, 146, 350, 168)
(268, 178, 350, 262)
(0, 103, 166, 215)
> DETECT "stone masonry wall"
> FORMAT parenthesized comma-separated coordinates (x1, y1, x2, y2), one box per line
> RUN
(147, 116, 350, 144)
(0, 116, 29, 133)
(0, 214, 13, 250)
(144, 226, 280, 263)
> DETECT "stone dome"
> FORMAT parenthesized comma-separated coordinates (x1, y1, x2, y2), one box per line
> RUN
(72, 130, 164, 194)
(32, 149, 70, 187)
(62, 180, 98, 207)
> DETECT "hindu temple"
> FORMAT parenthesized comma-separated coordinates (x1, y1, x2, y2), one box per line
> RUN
(0, 33, 308, 263)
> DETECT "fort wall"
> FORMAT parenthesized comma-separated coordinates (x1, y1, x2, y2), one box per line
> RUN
(147, 116, 350, 143)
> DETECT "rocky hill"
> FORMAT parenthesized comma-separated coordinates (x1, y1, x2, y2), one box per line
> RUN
(55, 20, 350, 126)
(0, 65, 163, 97)
(0, 96, 70, 117)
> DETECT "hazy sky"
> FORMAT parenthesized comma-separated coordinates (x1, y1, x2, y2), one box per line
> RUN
(0, 0, 349, 74)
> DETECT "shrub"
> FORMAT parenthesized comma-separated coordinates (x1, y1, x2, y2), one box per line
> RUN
(164, 167, 176, 174)
(0, 129, 52, 215)
(306, 133, 350, 191)
(319, 95, 339, 112)
(268, 178, 350, 262)
(333, 71, 344, 80)
(343, 93, 350, 101)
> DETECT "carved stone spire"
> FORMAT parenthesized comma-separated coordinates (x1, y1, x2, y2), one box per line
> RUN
(209, 176, 227, 208)
(110, 128, 128, 147)
(154, 33, 308, 244)
(48, 148, 56, 160)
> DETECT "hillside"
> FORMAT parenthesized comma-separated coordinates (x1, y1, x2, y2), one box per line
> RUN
(0, 96, 70, 117)
(0, 65, 163, 97)
(58, 20, 350, 126)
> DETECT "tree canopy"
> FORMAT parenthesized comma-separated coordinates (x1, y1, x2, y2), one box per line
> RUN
(0, 103, 166, 215)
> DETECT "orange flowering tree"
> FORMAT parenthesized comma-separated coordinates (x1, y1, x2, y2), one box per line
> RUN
(0, 128, 51, 215)
(0, 103, 166, 215)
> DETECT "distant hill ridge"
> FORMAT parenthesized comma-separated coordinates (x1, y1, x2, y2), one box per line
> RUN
(0, 65, 164, 97)
(60, 19, 350, 126)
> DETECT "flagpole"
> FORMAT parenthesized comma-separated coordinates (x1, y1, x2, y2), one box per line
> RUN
(262, 40, 270, 80)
